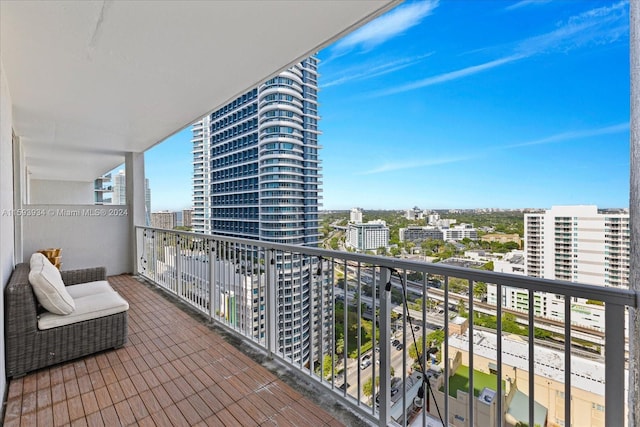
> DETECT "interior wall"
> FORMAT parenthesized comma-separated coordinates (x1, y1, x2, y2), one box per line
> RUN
(0, 60, 14, 403)
(22, 205, 130, 274)
(30, 179, 93, 205)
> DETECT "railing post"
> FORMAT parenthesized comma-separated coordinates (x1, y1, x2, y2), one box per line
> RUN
(175, 236, 182, 297)
(134, 226, 141, 274)
(606, 304, 625, 427)
(266, 249, 277, 357)
(209, 241, 216, 321)
(378, 267, 391, 427)
(629, 0, 640, 425)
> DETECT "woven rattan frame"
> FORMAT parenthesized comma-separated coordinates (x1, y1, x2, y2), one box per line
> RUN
(5, 263, 128, 378)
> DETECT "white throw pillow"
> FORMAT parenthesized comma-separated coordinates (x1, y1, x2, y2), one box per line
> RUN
(29, 252, 75, 315)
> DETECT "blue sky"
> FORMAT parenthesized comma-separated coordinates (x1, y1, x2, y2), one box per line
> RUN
(145, 0, 630, 212)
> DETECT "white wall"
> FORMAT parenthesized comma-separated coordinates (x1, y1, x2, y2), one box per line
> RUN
(22, 205, 131, 274)
(30, 179, 93, 204)
(0, 60, 14, 402)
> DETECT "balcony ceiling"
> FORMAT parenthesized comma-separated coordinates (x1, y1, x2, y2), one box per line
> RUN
(0, 0, 397, 181)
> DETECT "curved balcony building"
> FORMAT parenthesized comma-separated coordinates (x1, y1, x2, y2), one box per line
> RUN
(191, 56, 325, 363)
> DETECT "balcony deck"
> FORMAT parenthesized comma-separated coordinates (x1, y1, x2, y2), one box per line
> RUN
(2, 274, 347, 427)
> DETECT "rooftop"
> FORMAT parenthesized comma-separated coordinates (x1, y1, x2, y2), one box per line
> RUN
(448, 329, 615, 396)
(444, 365, 500, 398)
(2, 274, 360, 427)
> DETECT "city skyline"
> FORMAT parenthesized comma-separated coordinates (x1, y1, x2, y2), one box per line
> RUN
(144, 0, 630, 212)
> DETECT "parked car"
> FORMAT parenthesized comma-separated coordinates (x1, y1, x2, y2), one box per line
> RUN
(338, 382, 351, 391)
(375, 388, 400, 406)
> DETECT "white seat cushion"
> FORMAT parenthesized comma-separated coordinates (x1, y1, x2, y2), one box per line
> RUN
(38, 291, 129, 330)
(66, 281, 114, 299)
(29, 252, 75, 315)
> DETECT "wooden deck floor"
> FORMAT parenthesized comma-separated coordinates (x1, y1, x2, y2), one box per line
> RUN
(3, 274, 346, 426)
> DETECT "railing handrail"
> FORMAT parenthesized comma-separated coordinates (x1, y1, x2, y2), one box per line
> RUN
(138, 225, 638, 307)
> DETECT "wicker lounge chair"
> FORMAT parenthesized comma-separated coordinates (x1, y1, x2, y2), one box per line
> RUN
(4, 263, 128, 378)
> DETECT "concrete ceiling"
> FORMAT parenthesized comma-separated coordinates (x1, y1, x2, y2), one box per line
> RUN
(0, 0, 398, 181)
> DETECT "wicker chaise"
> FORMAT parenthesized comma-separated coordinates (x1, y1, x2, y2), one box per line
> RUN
(4, 263, 128, 378)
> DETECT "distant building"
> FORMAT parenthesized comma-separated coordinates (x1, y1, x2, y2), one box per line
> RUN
(94, 173, 113, 205)
(484, 205, 629, 331)
(113, 170, 126, 205)
(433, 218, 457, 228)
(481, 233, 521, 245)
(441, 224, 477, 241)
(405, 206, 426, 220)
(438, 327, 610, 427)
(151, 211, 177, 230)
(191, 56, 327, 364)
(350, 207, 363, 224)
(400, 223, 477, 243)
(525, 205, 629, 288)
(399, 226, 443, 242)
(492, 250, 525, 275)
(182, 209, 193, 228)
(346, 220, 389, 251)
(427, 213, 440, 225)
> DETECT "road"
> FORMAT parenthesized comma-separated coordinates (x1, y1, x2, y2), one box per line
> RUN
(339, 326, 430, 405)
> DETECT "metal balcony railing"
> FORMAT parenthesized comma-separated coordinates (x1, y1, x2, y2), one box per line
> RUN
(136, 226, 637, 427)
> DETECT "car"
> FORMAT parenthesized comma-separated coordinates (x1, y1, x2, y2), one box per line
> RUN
(338, 382, 350, 391)
(360, 359, 372, 369)
(395, 343, 404, 350)
(375, 388, 400, 406)
(392, 339, 400, 346)
(413, 325, 420, 331)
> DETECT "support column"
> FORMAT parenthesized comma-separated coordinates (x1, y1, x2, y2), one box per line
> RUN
(125, 152, 145, 274)
(629, 0, 639, 425)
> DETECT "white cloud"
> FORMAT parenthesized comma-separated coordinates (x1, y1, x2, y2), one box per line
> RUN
(322, 53, 433, 88)
(331, 1, 439, 54)
(372, 54, 524, 97)
(359, 156, 475, 175)
(371, 1, 628, 97)
(505, 0, 552, 11)
(515, 1, 628, 56)
(503, 123, 629, 149)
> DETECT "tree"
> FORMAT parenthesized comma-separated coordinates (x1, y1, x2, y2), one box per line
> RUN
(481, 261, 494, 271)
(449, 277, 469, 294)
(427, 329, 445, 348)
(316, 354, 335, 379)
(335, 338, 344, 356)
(408, 336, 424, 360)
(457, 299, 467, 317)
(363, 376, 380, 398)
(407, 271, 423, 282)
(329, 237, 339, 250)
(473, 282, 487, 300)
(504, 241, 520, 251)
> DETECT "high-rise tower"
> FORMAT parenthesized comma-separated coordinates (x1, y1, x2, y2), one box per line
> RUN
(192, 56, 326, 363)
(193, 57, 321, 244)
(525, 205, 629, 287)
